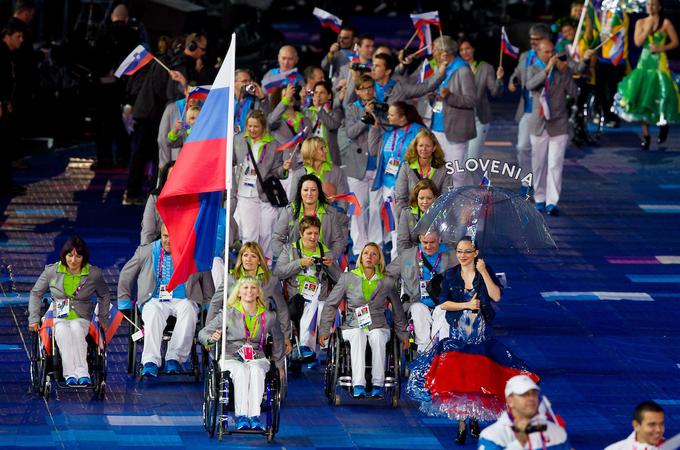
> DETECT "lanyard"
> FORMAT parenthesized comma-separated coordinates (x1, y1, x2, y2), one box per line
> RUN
(389, 124, 411, 159)
(418, 162, 432, 179)
(417, 248, 442, 281)
(242, 311, 266, 351)
(158, 248, 166, 281)
(247, 140, 268, 165)
(527, 431, 547, 450)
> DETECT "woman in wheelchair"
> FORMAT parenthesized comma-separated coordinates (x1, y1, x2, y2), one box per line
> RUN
(273, 216, 341, 361)
(199, 277, 285, 431)
(28, 236, 109, 385)
(318, 243, 409, 398)
(206, 242, 292, 354)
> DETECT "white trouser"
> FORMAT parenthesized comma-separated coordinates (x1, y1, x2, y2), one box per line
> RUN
(465, 118, 491, 186)
(299, 297, 324, 351)
(54, 318, 90, 379)
(348, 170, 380, 255)
(141, 298, 198, 366)
(433, 130, 467, 188)
(211, 256, 225, 290)
(235, 196, 278, 260)
(530, 131, 568, 206)
(222, 358, 270, 417)
(342, 327, 390, 387)
(367, 183, 385, 247)
(517, 113, 532, 179)
(377, 186, 398, 260)
(409, 303, 449, 353)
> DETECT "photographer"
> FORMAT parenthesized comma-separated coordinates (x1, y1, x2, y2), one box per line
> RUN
(234, 69, 268, 134)
(273, 216, 341, 361)
(478, 375, 570, 449)
(333, 34, 375, 92)
(321, 25, 358, 76)
(303, 80, 343, 165)
(301, 66, 325, 108)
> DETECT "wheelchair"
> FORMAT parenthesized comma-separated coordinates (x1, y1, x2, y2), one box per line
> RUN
(323, 326, 402, 408)
(202, 339, 282, 442)
(126, 300, 203, 382)
(29, 301, 107, 400)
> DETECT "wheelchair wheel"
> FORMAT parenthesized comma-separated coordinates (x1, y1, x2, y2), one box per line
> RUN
(43, 377, 51, 400)
(279, 358, 288, 403)
(203, 360, 219, 438)
(97, 381, 106, 400)
(266, 373, 281, 442)
(387, 336, 401, 409)
(30, 333, 47, 395)
(324, 334, 340, 405)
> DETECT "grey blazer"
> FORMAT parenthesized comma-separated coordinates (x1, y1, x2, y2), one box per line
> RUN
(525, 65, 578, 137)
(338, 100, 374, 180)
(117, 242, 215, 307)
(394, 164, 452, 213)
(321, 50, 350, 73)
(318, 271, 408, 341)
(271, 204, 349, 260)
(288, 165, 350, 206)
(510, 51, 532, 122)
(267, 101, 312, 169)
(386, 245, 458, 306)
(198, 306, 285, 368)
(343, 72, 446, 109)
(440, 66, 477, 143)
(158, 101, 181, 171)
(29, 263, 110, 325)
(303, 106, 344, 166)
(205, 274, 291, 338)
(233, 133, 286, 203)
(473, 61, 504, 124)
(396, 208, 420, 255)
(273, 243, 341, 299)
(141, 194, 162, 245)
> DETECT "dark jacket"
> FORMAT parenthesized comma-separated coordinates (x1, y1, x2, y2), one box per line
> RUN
(439, 264, 501, 328)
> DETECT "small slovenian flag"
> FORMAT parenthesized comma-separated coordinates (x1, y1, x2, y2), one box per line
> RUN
(500, 26, 519, 59)
(262, 68, 299, 94)
(348, 44, 360, 63)
(312, 7, 343, 33)
(114, 44, 155, 77)
(88, 303, 125, 347)
(276, 127, 307, 151)
(329, 192, 362, 216)
(418, 58, 434, 83)
(187, 85, 211, 102)
(39, 309, 54, 356)
(480, 171, 491, 187)
(410, 11, 441, 55)
(380, 200, 396, 233)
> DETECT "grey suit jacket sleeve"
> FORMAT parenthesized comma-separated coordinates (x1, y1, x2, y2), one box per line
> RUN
(394, 71, 446, 102)
(271, 207, 292, 259)
(272, 245, 301, 280)
(320, 108, 343, 131)
(483, 64, 503, 98)
(526, 66, 548, 91)
(92, 268, 111, 325)
(117, 246, 144, 304)
(388, 289, 409, 339)
(28, 266, 51, 324)
(444, 68, 477, 109)
(267, 101, 287, 130)
(367, 125, 384, 162)
(269, 280, 291, 338)
(318, 273, 348, 338)
(157, 103, 177, 170)
(342, 75, 358, 110)
(206, 282, 224, 324)
(394, 166, 411, 211)
(140, 195, 160, 245)
(345, 107, 369, 140)
(397, 209, 415, 254)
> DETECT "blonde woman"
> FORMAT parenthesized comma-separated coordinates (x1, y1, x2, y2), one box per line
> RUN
(319, 243, 409, 398)
(288, 137, 349, 200)
(394, 129, 451, 213)
(198, 277, 285, 431)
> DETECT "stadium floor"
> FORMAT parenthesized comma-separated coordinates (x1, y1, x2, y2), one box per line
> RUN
(1, 104, 679, 449)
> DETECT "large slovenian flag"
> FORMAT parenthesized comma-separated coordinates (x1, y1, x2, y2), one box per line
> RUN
(410, 11, 441, 55)
(312, 7, 343, 33)
(500, 26, 520, 59)
(157, 36, 236, 291)
(114, 45, 154, 77)
(262, 69, 299, 94)
(88, 304, 125, 347)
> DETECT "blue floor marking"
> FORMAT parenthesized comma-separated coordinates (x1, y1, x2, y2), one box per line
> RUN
(627, 275, 680, 283)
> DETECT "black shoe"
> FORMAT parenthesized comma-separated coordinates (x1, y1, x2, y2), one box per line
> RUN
(641, 135, 651, 150)
(658, 125, 669, 144)
(455, 425, 467, 445)
(470, 419, 480, 438)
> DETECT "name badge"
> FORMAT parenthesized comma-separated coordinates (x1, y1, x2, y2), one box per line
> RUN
(355, 305, 372, 328)
(159, 284, 173, 302)
(385, 157, 401, 176)
(55, 298, 70, 318)
(132, 328, 145, 342)
(432, 101, 443, 113)
(301, 280, 319, 300)
(243, 168, 257, 188)
(239, 343, 255, 361)
(419, 280, 430, 299)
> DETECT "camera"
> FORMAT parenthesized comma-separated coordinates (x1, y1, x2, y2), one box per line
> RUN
(557, 53, 568, 62)
(525, 424, 548, 434)
(311, 256, 324, 272)
(351, 62, 371, 73)
(360, 101, 388, 125)
(244, 84, 257, 96)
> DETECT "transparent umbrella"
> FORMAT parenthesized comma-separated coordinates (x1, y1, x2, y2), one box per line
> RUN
(413, 185, 557, 252)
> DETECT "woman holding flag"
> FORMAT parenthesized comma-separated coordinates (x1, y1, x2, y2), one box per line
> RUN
(268, 84, 312, 172)
(288, 137, 349, 203)
(303, 80, 343, 165)
(233, 110, 291, 260)
(28, 236, 110, 386)
(271, 173, 349, 261)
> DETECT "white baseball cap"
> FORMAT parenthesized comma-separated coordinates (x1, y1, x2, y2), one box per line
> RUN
(505, 375, 540, 397)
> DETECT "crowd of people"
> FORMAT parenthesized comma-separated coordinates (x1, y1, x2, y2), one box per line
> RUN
(20, 0, 680, 448)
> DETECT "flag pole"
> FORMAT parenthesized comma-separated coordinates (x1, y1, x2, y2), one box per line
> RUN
(571, 0, 589, 57)
(403, 29, 419, 51)
(221, 34, 237, 368)
(499, 29, 505, 67)
(152, 55, 172, 73)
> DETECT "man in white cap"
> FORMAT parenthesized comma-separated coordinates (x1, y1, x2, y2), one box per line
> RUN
(477, 375, 571, 449)
(605, 401, 679, 450)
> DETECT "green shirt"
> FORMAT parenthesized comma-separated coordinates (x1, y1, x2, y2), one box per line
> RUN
(234, 302, 266, 338)
(295, 202, 327, 243)
(408, 160, 436, 180)
(351, 267, 383, 301)
(296, 242, 329, 294)
(245, 133, 275, 159)
(305, 161, 333, 182)
(56, 262, 91, 319)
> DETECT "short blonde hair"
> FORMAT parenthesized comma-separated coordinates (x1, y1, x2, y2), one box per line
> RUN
(404, 129, 446, 167)
(227, 277, 267, 310)
(356, 242, 385, 275)
(300, 137, 325, 166)
(233, 241, 271, 284)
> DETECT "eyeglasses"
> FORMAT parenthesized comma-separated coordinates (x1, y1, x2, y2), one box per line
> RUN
(357, 86, 374, 91)
(456, 250, 475, 254)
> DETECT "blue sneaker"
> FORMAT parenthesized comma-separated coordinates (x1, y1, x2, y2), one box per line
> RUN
(142, 362, 159, 377)
(535, 202, 546, 212)
(77, 377, 91, 385)
(249, 416, 264, 431)
(546, 204, 559, 216)
(370, 386, 385, 398)
(235, 415, 250, 430)
(519, 183, 530, 198)
(65, 377, 77, 386)
(352, 385, 367, 398)
(164, 359, 181, 374)
(299, 346, 316, 359)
